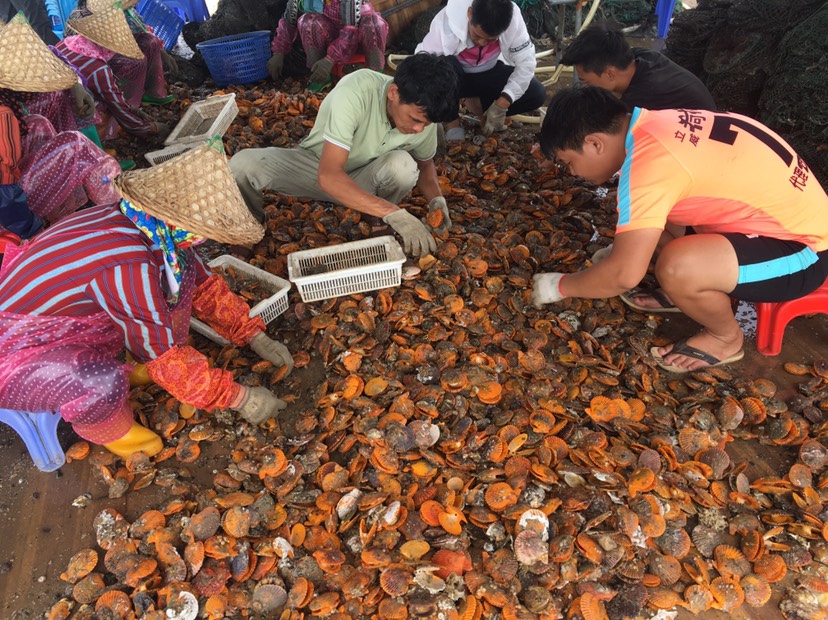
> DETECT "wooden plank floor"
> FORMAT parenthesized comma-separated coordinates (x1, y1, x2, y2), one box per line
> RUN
(0, 312, 825, 618)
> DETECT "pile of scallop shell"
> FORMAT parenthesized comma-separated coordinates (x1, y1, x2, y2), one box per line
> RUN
(46, 84, 828, 620)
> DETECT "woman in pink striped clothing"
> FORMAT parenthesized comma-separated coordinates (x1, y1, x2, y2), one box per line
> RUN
(0, 143, 294, 459)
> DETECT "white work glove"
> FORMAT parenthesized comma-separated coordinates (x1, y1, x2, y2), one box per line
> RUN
(427, 196, 452, 232)
(309, 56, 334, 84)
(591, 244, 613, 265)
(383, 209, 437, 258)
(531, 273, 567, 308)
(234, 386, 287, 425)
(70, 82, 96, 120)
(482, 101, 507, 136)
(267, 53, 284, 81)
(249, 332, 294, 376)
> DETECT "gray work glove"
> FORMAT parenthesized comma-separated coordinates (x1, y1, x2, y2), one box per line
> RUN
(427, 196, 452, 232)
(309, 56, 334, 84)
(482, 102, 508, 136)
(161, 50, 178, 75)
(383, 209, 437, 258)
(591, 244, 613, 265)
(70, 82, 96, 120)
(249, 332, 294, 376)
(153, 121, 172, 141)
(234, 386, 287, 425)
(267, 53, 284, 81)
(531, 272, 567, 308)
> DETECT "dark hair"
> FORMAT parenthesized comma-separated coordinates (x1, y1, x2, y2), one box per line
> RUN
(539, 86, 628, 155)
(394, 53, 459, 123)
(560, 22, 634, 74)
(470, 0, 513, 37)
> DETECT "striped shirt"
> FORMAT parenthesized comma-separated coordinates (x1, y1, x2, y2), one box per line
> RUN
(0, 204, 210, 362)
(54, 40, 153, 135)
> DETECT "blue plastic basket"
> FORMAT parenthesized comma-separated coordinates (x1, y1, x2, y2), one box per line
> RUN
(137, 0, 185, 51)
(196, 30, 271, 86)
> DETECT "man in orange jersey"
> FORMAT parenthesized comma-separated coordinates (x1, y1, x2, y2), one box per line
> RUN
(530, 86, 828, 373)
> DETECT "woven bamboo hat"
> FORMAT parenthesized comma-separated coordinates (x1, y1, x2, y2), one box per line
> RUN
(87, 0, 140, 12)
(0, 13, 78, 92)
(114, 139, 265, 246)
(67, 1, 143, 59)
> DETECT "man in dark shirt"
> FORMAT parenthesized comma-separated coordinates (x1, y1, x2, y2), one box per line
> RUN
(561, 22, 716, 111)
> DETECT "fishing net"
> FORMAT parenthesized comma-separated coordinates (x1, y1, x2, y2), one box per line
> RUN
(759, 2, 828, 187)
(601, 0, 654, 27)
(390, 3, 443, 53)
(727, 0, 824, 33)
(663, 1, 730, 75)
(702, 28, 779, 114)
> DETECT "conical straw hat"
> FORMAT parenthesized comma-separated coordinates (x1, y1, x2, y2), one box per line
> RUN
(113, 139, 265, 246)
(87, 0, 140, 12)
(67, 2, 143, 59)
(0, 13, 78, 92)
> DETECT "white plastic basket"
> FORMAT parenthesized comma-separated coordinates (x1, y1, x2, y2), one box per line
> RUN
(164, 93, 239, 146)
(190, 255, 291, 345)
(287, 236, 406, 303)
(144, 142, 197, 166)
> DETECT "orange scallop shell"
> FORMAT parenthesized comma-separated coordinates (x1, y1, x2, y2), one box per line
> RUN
(484, 482, 518, 512)
(741, 574, 772, 607)
(380, 566, 413, 596)
(60, 549, 99, 584)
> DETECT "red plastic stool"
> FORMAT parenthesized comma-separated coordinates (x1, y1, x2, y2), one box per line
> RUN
(755, 277, 828, 356)
(332, 53, 367, 79)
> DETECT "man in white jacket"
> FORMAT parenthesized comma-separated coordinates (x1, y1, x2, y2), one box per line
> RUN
(415, 0, 546, 140)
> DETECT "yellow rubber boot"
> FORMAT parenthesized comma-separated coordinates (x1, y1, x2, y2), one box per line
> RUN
(103, 421, 163, 459)
(126, 351, 154, 387)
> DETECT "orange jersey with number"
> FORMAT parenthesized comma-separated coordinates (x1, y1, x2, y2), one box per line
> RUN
(616, 108, 828, 252)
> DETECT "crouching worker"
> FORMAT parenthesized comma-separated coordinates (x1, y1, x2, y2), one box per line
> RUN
(230, 53, 459, 259)
(415, 0, 546, 141)
(57, 0, 172, 140)
(0, 141, 294, 459)
(0, 14, 120, 239)
(530, 86, 828, 374)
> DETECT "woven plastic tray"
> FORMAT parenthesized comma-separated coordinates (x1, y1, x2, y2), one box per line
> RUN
(144, 142, 197, 166)
(287, 236, 406, 303)
(164, 93, 238, 146)
(190, 255, 291, 345)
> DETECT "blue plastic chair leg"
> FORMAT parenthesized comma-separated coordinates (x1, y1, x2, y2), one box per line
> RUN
(0, 409, 66, 472)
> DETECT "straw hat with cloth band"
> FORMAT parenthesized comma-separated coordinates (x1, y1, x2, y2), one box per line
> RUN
(0, 13, 78, 92)
(114, 138, 265, 247)
(87, 0, 140, 11)
(67, 1, 143, 59)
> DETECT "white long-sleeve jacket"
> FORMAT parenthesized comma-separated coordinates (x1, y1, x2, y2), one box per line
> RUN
(415, 0, 536, 104)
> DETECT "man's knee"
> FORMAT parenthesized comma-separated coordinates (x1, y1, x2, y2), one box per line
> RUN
(229, 150, 258, 182)
(521, 79, 548, 112)
(375, 151, 419, 192)
(655, 244, 695, 289)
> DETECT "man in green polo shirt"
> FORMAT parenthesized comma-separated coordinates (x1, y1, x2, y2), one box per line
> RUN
(230, 53, 459, 258)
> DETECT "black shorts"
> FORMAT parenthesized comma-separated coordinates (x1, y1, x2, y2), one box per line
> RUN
(723, 233, 828, 302)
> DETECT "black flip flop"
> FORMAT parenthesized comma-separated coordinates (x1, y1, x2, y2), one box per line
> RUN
(651, 338, 744, 374)
(620, 288, 681, 313)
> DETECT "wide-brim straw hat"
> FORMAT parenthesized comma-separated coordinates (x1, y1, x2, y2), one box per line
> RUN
(0, 13, 78, 92)
(87, 0, 140, 12)
(114, 139, 265, 246)
(67, 2, 143, 59)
